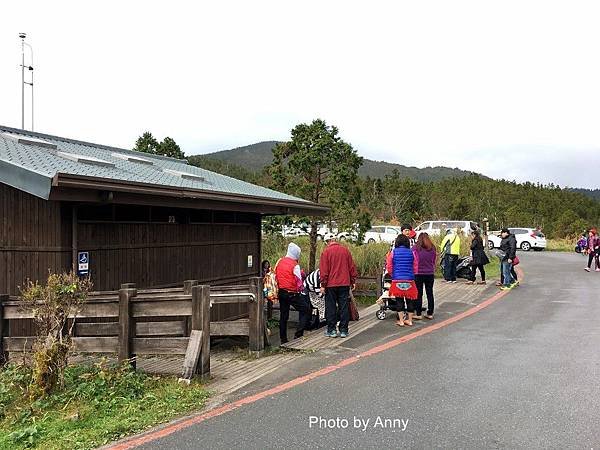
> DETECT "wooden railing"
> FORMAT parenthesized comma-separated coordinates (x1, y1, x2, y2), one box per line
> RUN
(0, 277, 266, 380)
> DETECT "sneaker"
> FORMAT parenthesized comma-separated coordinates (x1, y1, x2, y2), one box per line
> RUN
(451, 280, 458, 284)
(339, 331, 349, 338)
(584, 267, 591, 272)
(324, 330, 338, 338)
(596, 269, 600, 272)
(500, 285, 512, 291)
(510, 282, 518, 288)
(424, 314, 434, 320)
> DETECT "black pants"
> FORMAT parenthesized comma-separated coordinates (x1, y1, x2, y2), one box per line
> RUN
(587, 250, 600, 269)
(325, 286, 350, 333)
(279, 290, 311, 343)
(470, 264, 486, 282)
(444, 254, 458, 281)
(415, 274, 435, 315)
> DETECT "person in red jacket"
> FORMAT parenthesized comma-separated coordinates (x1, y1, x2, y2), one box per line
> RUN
(319, 233, 358, 338)
(275, 242, 311, 344)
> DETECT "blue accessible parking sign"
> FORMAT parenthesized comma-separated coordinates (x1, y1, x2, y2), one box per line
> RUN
(78, 251, 89, 276)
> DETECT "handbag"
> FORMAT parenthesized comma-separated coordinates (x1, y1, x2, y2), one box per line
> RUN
(349, 296, 360, 321)
(513, 256, 520, 266)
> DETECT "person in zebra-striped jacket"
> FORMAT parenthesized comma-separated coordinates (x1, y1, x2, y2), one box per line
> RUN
(304, 269, 325, 321)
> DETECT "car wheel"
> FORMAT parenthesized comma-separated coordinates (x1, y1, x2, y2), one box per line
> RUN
(521, 241, 531, 251)
(375, 309, 386, 320)
(368, 238, 376, 244)
(488, 241, 494, 250)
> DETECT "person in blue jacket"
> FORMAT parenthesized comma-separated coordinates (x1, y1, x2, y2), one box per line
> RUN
(386, 234, 417, 326)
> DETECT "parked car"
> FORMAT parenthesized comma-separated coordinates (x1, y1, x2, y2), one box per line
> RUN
(281, 225, 309, 238)
(336, 223, 360, 242)
(487, 228, 546, 252)
(415, 220, 480, 237)
(316, 223, 338, 240)
(364, 226, 401, 244)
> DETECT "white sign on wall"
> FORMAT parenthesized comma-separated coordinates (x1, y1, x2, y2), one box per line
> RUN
(247, 255, 253, 268)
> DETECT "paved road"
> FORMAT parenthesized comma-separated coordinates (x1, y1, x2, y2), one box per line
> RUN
(139, 252, 600, 449)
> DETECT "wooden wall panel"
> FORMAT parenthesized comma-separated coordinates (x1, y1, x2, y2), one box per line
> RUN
(77, 219, 260, 292)
(0, 183, 70, 295)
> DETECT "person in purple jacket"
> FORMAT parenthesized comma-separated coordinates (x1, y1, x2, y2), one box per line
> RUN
(412, 232, 437, 320)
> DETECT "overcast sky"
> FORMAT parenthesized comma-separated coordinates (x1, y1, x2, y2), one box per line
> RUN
(2, 1, 600, 188)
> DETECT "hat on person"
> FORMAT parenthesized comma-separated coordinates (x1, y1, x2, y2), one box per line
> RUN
(501, 228, 510, 234)
(286, 242, 301, 260)
(401, 223, 413, 231)
(323, 232, 336, 241)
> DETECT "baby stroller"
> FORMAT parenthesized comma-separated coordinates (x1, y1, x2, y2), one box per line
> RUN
(375, 274, 401, 320)
(440, 255, 473, 280)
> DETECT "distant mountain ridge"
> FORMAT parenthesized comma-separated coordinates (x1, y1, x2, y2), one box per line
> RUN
(201, 141, 478, 182)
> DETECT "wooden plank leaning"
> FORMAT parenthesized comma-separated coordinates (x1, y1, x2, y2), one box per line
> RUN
(180, 284, 210, 382)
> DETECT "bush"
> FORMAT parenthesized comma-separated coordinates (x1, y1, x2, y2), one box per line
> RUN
(20, 272, 92, 398)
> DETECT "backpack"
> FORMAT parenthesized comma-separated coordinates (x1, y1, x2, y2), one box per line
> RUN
(263, 268, 279, 303)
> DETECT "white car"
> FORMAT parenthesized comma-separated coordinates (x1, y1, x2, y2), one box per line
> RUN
(487, 228, 547, 252)
(364, 226, 401, 244)
(415, 220, 480, 237)
(281, 225, 309, 238)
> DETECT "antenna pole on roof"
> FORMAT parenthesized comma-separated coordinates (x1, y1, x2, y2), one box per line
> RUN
(19, 33, 34, 131)
(19, 33, 25, 129)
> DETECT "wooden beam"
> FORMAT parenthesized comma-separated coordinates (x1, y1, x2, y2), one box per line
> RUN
(192, 285, 210, 377)
(75, 322, 119, 337)
(132, 337, 188, 355)
(210, 319, 249, 337)
(135, 321, 186, 337)
(131, 300, 191, 318)
(180, 330, 203, 380)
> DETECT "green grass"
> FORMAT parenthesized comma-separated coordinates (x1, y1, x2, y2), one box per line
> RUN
(0, 361, 209, 450)
(546, 238, 575, 252)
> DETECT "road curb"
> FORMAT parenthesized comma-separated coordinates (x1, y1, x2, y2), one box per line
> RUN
(107, 266, 525, 450)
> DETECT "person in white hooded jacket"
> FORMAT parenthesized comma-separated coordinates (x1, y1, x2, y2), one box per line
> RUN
(274, 243, 311, 344)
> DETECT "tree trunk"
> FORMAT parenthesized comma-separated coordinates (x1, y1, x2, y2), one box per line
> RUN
(309, 218, 318, 272)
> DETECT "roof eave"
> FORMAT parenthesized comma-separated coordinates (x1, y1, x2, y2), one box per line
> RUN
(51, 173, 329, 216)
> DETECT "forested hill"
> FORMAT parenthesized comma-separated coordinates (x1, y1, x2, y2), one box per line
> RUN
(569, 188, 600, 202)
(200, 141, 478, 182)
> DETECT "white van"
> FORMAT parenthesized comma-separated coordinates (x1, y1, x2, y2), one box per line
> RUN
(415, 220, 480, 237)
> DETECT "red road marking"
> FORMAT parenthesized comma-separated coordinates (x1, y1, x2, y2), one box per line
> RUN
(109, 267, 524, 450)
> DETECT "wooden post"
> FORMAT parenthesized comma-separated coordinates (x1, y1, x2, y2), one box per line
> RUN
(0, 294, 8, 366)
(118, 287, 137, 368)
(71, 205, 78, 273)
(191, 285, 210, 377)
(183, 280, 198, 336)
(248, 277, 265, 356)
(183, 280, 198, 295)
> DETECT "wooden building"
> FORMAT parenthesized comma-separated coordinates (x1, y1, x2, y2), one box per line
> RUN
(0, 125, 326, 295)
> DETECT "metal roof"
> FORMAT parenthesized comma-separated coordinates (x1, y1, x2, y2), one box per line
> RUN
(0, 125, 317, 212)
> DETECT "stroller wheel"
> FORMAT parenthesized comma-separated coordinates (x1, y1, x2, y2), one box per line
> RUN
(376, 309, 387, 320)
